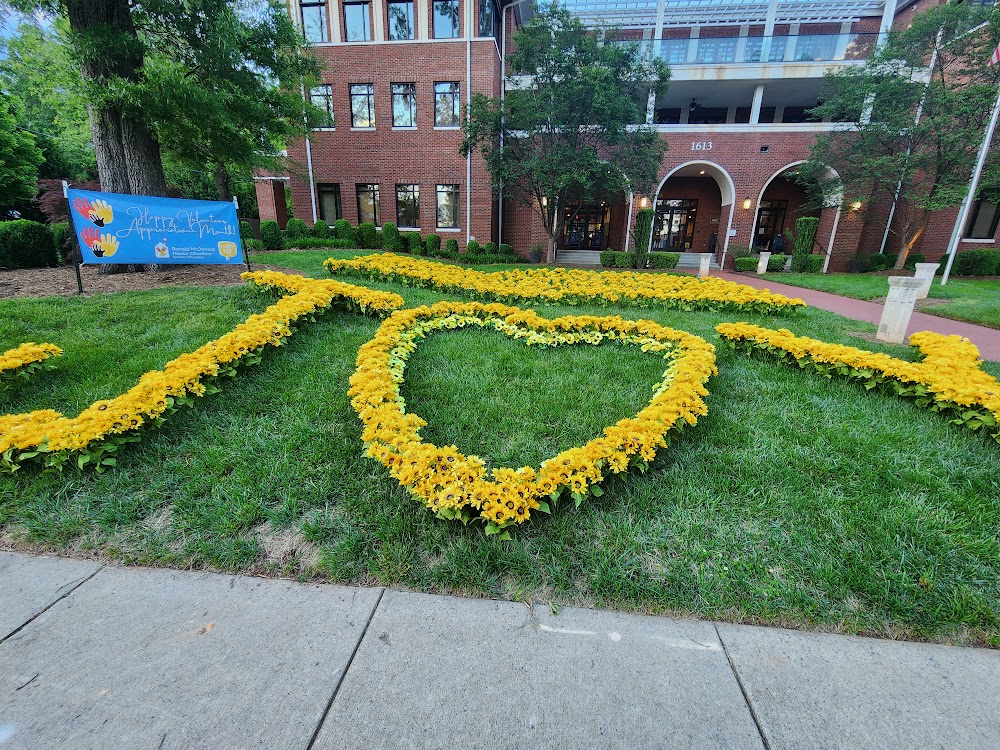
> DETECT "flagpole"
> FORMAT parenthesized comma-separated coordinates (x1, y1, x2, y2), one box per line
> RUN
(941, 79, 1000, 285)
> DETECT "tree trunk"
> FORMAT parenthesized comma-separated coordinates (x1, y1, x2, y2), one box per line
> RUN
(895, 223, 927, 270)
(88, 105, 130, 193)
(121, 117, 168, 197)
(214, 163, 233, 202)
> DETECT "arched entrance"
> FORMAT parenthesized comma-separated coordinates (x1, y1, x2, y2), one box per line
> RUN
(752, 162, 822, 253)
(648, 162, 736, 262)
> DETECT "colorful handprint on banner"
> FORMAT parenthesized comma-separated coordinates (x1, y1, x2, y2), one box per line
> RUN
(80, 227, 119, 257)
(72, 196, 114, 227)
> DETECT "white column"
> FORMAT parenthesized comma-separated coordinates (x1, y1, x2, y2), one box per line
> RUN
(645, 0, 668, 124)
(760, 0, 778, 62)
(416, 0, 428, 39)
(734, 25, 749, 63)
(785, 23, 799, 62)
(879, 0, 898, 46)
(749, 84, 764, 124)
(372, 0, 384, 40)
(913, 262, 940, 299)
(877, 277, 922, 344)
(687, 27, 699, 63)
(835, 21, 852, 60)
(822, 205, 843, 273)
(330, 0, 342, 42)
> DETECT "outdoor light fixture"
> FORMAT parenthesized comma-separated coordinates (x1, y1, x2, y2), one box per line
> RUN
(699, 170, 706, 175)
(640, 197, 650, 208)
(851, 201, 863, 211)
(742, 198, 752, 210)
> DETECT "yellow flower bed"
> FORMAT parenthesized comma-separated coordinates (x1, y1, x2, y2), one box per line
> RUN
(0, 343, 62, 380)
(716, 323, 1000, 442)
(0, 272, 403, 472)
(325, 253, 806, 314)
(350, 301, 717, 533)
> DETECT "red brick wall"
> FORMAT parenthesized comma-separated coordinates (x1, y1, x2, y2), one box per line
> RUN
(255, 179, 289, 228)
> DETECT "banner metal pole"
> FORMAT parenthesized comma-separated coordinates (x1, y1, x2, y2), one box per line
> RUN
(63, 181, 85, 295)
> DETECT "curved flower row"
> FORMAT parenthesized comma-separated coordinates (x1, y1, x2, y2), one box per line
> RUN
(350, 301, 718, 532)
(0, 343, 62, 381)
(0, 272, 404, 472)
(325, 253, 806, 314)
(716, 323, 1000, 443)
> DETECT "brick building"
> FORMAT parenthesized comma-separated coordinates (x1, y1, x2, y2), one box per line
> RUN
(257, 0, 1000, 271)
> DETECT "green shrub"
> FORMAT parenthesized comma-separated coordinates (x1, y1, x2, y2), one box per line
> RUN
(245, 238, 264, 252)
(734, 256, 758, 272)
(357, 222, 379, 249)
(460, 253, 521, 265)
(466, 239, 480, 257)
(865, 253, 897, 272)
(425, 233, 441, 254)
(403, 231, 423, 254)
(499, 243, 514, 257)
(445, 238, 459, 255)
(312, 220, 331, 239)
(902, 252, 925, 270)
(0, 220, 58, 269)
(791, 217, 819, 255)
(648, 252, 680, 269)
(239, 220, 254, 242)
(381, 222, 402, 251)
(484, 242, 497, 255)
(767, 253, 788, 272)
(259, 220, 282, 251)
(620, 251, 638, 268)
(282, 237, 354, 249)
(803, 255, 824, 273)
(600, 250, 618, 267)
(633, 207, 654, 268)
(333, 219, 355, 244)
(285, 218, 310, 240)
(951, 249, 1000, 276)
(729, 245, 752, 260)
(51, 222, 71, 262)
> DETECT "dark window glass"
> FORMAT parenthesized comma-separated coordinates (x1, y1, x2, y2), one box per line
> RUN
(436, 184, 460, 229)
(434, 81, 460, 127)
(652, 198, 697, 251)
(344, 2, 371, 41)
(392, 83, 417, 127)
(310, 85, 334, 127)
(350, 83, 375, 127)
(478, 0, 495, 37)
(356, 183, 380, 224)
(318, 183, 342, 222)
(387, 0, 414, 40)
(301, 0, 327, 43)
(396, 184, 420, 227)
(433, 0, 460, 38)
(966, 200, 1000, 239)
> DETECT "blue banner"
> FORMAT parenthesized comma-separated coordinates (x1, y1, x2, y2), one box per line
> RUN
(67, 189, 244, 265)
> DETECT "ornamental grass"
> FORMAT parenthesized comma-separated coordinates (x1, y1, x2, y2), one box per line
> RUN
(350, 301, 717, 534)
(324, 253, 806, 314)
(717, 323, 1000, 442)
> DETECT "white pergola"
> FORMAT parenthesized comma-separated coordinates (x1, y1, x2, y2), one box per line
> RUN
(563, 0, 889, 28)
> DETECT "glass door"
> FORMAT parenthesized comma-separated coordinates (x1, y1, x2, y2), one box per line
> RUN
(653, 199, 697, 250)
(754, 200, 788, 250)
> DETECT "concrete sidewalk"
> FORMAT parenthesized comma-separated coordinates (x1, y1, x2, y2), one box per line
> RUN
(2, 552, 998, 750)
(715, 271, 1000, 362)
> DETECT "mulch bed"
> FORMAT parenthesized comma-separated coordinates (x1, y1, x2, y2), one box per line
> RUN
(0, 263, 303, 300)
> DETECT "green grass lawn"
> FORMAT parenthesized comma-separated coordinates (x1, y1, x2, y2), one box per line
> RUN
(3, 261, 1000, 646)
(772, 272, 1000, 330)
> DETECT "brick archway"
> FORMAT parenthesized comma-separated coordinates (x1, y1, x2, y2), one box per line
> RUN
(649, 161, 737, 262)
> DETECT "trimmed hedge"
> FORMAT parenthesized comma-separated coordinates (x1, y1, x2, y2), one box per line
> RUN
(239, 220, 254, 242)
(285, 218, 310, 240)
(245, 238, 264, 252)
(865, 253, 897, 272)
(403, 231, 423, 254)
(734, 257, 758, 272)
(903, 252, 925, 270)
(445, 238, 459, 255)
(333, 219, 355, 244)
(802, 255, 824, 273)
(947, 249, 1000, 276)
(259, 220, 282, 251)
(466, 239, 481, 257)
(312, 220, 331, 239)
(648, 252, 680, 269)
(425, 233, 441, 254)
(283, 237, 354, 249)
(767, 253, 788, 272)
(51, 222, 71, 262)
(381, 222, 402, 251)
(357, 222, 379, 249)
(0, 220, 57, 269)
(499, 243, 514, 257)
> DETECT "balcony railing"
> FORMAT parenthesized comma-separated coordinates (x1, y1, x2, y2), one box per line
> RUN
(653, 31, 878, 65)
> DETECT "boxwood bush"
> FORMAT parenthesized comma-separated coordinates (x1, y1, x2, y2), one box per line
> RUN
(282, 237, 354, 249)
(357, 222, 379, 249)
(445, 238, 458, 255)
(465, 239, 481, 257)
(381, 222, 402, 251)
(903, 252, 925, 270)
(239, 220, 254, 242)
(312, 220, 331, 239)
(648, 252, 680, 269)
(403, 231, 423, 254)
(499, 243, 514, 257)
(285, 218, 310, 240)
(802, 255, 824, 273)
(767, 253, 788, 272)
(0, 220, 57, 268)
(51, 222, 71, 262)
(865, 253, 897, 272)
(245, 238, 264, 252)
(425, 232, 441, 254)
(734, 256, 758, 272)
(259, 220, 282, 251)
(333, 219, 355, 244)
(950, 249, 1000, 276)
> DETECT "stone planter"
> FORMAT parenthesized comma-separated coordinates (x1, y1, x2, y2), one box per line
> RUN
(877, 277, 924, 344)
(756, 252, 771, 275)
(913, 262, 940, 300)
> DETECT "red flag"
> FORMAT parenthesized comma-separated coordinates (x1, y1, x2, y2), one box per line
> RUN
(990, 43, 1000, 66)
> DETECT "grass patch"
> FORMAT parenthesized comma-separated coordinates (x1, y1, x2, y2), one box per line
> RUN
(775, 273, 1000, 329)
(2, 270, 999, 646)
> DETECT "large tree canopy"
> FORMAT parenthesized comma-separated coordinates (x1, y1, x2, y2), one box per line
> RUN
(801, 1, 1000, 268)
(0, 95, 45, 210)
(462, 3, 670, 263)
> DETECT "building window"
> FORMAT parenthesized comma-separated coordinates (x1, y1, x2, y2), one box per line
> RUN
(310, 85, 334, 128)
(387, 0, 414, 40)
(966, 199, 1000, 239)
(396, 184, 420, 227)
(653, 198, 697, 251)
(343, 2, 371, 42)
(318, 183, 342, 222)
(478, 0, 495, 37)
(754, 200, 789, 250)
(436, 184, 460, 229)
(392, 83, 417, 127)
(357, 183, 380, 224)
(350, 83, 375, 127)
(301, 0, 328, 43)
(433, 0, 460, 38)
(434, 82, 461, 127)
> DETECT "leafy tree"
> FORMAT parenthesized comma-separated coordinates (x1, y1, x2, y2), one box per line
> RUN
(462, 3, 670, 263)
(0, 95, 44, 210)
(801, 1, 1000, 269)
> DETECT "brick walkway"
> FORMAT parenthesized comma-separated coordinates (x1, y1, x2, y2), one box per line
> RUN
(717, 271, 1000, 362)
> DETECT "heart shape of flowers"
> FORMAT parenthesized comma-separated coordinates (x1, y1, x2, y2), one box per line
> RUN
(349, 302, 717, 533)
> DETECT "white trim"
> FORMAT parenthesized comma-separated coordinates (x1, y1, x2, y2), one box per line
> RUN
(350, 126, 377, 131)
(392, 126, 418, 130)
(960, 238, 998, 244)
(437, 227, 462, 232)
(655, 123, 855, 133)
(433, 125, 462, 130)
(253, 176, 292, 181)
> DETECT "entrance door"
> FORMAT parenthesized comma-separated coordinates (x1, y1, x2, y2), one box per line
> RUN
(562, 203, 610, 250)
(653, 199, 697, 251)
(754, 200, 788, 250)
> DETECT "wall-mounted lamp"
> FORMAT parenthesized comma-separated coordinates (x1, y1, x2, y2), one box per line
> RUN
(850, 200, 863, 212)
(640, 197, 650, 208)
(699, 170, 706, 175)
(742, 197, 752, 210)
(541, 196, 547, 207)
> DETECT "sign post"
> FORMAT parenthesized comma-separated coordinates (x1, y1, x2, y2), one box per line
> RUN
(66, 188, 245, 268)
(61, 181, 85, 295)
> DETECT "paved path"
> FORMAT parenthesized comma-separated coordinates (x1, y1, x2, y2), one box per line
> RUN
(715, 271, 1000, 362)
(2, 551, 998, 749)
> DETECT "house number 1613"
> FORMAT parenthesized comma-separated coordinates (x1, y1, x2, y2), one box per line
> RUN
(691, 141, 714, 151)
